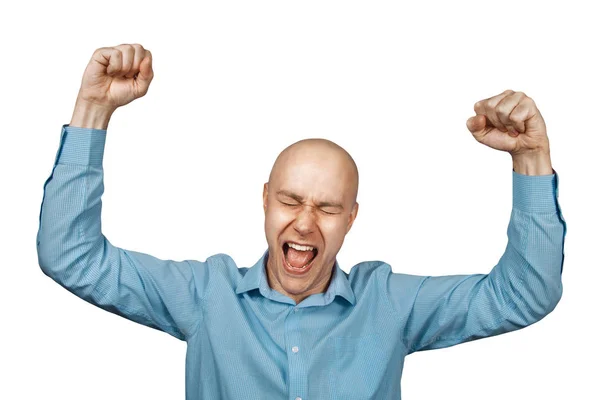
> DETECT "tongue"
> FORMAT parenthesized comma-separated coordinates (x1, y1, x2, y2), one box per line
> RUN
(286, 248, 315, 269)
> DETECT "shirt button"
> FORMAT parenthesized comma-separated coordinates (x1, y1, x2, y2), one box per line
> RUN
(295, 397, 302, 400)
(292, 346, 299, 353)
(294, 308, 299, 313)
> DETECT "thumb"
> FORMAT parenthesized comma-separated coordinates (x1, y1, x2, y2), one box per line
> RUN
(137, 51, 154, 84)
(134, 51, 154, 96)
(466, 114, 486, 133)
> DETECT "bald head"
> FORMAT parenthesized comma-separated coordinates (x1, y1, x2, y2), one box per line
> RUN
(268, 138, 359, 205)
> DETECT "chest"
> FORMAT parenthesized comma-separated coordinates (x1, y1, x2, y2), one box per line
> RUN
(189, 291, 407, 399)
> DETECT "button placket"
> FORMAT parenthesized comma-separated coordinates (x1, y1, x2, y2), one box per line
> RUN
(286, 306, 306, 400)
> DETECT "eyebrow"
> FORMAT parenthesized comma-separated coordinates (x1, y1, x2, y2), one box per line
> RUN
(276, 190, 344, 210)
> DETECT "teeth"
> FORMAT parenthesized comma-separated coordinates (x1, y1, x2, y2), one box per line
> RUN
(287, 242, 314, 252)
(290, 263, 308, 270)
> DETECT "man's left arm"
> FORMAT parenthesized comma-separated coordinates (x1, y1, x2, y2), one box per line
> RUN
(385, 90, 567, 353)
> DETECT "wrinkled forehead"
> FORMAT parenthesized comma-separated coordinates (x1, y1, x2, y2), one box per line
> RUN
(270, 144, 358, 203)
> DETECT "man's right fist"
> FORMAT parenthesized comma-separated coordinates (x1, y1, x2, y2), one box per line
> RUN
(76, 44, 153, 112)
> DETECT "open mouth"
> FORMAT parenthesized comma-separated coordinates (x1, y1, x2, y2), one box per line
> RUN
(283, 242, 318, 272)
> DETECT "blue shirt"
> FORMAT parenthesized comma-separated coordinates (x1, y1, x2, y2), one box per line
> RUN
(37, 124, 567, 400)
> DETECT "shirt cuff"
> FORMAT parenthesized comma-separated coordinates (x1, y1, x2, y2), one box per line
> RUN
(55, 123, 107, 166)
(512, 168, 560, 214)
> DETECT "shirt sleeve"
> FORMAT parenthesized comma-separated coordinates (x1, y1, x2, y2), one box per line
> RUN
(36, 124, 209, 341)
(386, 168, 567, 354)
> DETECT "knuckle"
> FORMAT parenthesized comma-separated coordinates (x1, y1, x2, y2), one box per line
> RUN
(498, 104, 511, 117)
(509, 112, 522, 122)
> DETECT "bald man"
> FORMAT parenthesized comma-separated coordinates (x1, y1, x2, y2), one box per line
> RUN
(37, 44, 567, 400)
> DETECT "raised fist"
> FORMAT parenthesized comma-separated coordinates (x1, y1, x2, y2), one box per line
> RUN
(75, 43, 154, 112)
(466, 90, 550, 157)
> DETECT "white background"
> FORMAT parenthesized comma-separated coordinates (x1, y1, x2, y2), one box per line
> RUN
(1, 0, 598, 398)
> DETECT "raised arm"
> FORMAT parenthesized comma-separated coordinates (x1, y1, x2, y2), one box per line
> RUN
(386, 90, 567, 353)
(36, 44, 208, 341)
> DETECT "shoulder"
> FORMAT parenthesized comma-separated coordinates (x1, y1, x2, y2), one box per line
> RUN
(346, 260, 391, 295)
(183, 253, 244, 292)
(202, 253, 246, 277)
(348, 260, 428, 292)
(348, 259, 390, 280)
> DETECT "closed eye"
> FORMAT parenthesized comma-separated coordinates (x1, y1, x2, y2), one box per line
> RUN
(320, 209, 338, 215)
(278, 198, 340, 215)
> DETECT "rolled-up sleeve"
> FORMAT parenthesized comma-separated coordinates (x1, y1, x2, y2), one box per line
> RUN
(36, 124, 209, 341)
(386, 169, 567, 354)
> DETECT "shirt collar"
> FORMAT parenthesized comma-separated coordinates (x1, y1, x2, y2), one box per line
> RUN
(235, 249, 356, 306)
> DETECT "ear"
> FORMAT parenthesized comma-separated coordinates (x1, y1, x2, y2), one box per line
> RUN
(263, 182, 269, 213)
(345, 202, 359, 234)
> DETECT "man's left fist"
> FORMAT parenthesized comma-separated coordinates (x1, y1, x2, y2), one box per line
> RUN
(466, 90, 550, 156)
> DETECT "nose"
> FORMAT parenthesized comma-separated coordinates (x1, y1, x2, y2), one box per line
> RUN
(293, 205, 317, 236)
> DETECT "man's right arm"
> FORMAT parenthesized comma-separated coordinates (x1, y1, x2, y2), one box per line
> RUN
(36, 122, 209, 341)
(37, 44, 212, 341)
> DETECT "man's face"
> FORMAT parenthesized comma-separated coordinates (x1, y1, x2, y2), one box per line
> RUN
(262, 142, 358, 304)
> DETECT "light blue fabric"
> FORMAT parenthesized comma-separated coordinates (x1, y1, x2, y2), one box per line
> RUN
(37, 124, 567, 400)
